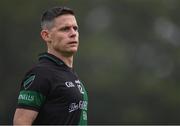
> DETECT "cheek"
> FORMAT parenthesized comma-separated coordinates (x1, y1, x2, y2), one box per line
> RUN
(77, 32, 79, 38)
(53, 37, 67, 49)
(50, 32, 69, 46)
(52, 34, 63, 44)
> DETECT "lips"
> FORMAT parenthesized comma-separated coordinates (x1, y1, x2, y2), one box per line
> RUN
(68, 41, 78, 44)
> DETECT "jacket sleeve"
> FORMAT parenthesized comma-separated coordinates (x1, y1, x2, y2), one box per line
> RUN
(16, 67, 51, 112)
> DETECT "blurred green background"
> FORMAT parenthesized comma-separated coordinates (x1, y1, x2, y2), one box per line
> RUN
(1, 0, 180, 124)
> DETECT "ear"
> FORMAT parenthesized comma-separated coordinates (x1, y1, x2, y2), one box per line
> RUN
(40, 30, 51, 43)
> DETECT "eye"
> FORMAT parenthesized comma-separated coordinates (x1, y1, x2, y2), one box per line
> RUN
(60, 26, 71, 32)
(59, 26, 78, 32)
(73, 26, 78, 31)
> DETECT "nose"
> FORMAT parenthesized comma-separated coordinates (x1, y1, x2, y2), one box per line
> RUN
(69, 27, 78, 38)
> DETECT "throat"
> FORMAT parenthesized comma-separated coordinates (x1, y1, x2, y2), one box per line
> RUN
(63, 57, 73, 68)
(47, 50, 74, 68)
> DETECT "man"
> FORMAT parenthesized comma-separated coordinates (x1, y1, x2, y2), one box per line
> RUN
(13, 6, 88, 125)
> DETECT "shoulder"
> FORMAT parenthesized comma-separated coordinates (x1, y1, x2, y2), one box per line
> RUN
(25, 63, 54, 78)
(21, 63, 54, 89)
(20, 63, 53, 95)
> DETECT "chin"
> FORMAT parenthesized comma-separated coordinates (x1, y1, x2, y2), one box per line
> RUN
(65, 49, 78, 55)
(69, 47, 78, 53)
(70, 50, 78, 54)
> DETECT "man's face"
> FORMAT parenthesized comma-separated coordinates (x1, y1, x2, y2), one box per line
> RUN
(47, 14, 79, 56)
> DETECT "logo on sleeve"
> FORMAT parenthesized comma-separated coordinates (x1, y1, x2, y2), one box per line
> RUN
(23, 74, 36, 90)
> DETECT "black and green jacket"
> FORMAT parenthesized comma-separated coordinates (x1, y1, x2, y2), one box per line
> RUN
(16, 52, 88, 125)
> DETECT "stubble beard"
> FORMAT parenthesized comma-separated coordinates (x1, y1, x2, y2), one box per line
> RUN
(54, 45, 78, 57)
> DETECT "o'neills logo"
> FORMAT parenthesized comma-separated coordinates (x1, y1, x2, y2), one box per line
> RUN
(18, 94, 34, 101)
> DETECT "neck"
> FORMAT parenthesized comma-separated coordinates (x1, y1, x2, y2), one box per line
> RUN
(48, 50, 74, 68)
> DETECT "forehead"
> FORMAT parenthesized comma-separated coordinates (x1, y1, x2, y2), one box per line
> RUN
(53, 14, 78, 27)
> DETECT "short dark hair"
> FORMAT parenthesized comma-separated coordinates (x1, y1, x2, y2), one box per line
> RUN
(41, 6, 75, 29)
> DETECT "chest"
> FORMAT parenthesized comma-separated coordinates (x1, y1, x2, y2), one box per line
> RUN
(47, 70, 87, 104)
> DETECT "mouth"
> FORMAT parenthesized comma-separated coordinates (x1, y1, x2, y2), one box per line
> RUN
(68, 41, 78, 45)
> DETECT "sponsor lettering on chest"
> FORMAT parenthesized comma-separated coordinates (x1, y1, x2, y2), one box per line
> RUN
(65, 80, 84, 94)
(65, 81, 75, 87)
